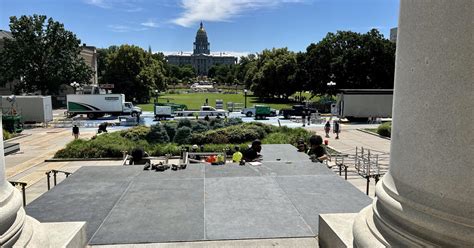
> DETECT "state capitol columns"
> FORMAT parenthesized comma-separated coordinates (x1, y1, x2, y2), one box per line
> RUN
(0, 119, 50, 247)
(352, 0, 473, 247)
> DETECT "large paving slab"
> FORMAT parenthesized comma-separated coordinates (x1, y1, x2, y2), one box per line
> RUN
(89, 179, 205, 245)
(260, 144, 309, 162)
(26, 144, 371, 245)
(205, 176, 313, 240)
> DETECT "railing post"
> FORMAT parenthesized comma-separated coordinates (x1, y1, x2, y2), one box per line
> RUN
(344, 165, 348, 180)
(46, 171, 51, 190)
(21, 183, 26, 206)
(366, 176, 370, 195)
(53, 170, 57, 186)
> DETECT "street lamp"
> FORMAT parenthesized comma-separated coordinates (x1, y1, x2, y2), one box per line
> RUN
(154, 89, 159, 103)
(70, 81, 79, 94)
(244, 89, 248, 108)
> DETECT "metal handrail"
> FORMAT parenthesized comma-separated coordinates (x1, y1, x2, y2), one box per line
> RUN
(46, 170, 72, 190)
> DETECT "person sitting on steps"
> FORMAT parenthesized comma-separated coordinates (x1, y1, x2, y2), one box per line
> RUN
(243, 139, 262, 162)
(307, 135, 329, 163)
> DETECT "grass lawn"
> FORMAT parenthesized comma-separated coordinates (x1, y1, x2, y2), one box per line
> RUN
(138, 92, 318, 111)
(364, 128, 378, 134)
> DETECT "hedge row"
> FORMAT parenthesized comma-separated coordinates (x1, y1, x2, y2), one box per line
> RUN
(54, 121, 313, 159)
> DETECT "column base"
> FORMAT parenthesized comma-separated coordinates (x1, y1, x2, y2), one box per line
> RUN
(13, 218, 86, 248)
(352, 176, 474, 247)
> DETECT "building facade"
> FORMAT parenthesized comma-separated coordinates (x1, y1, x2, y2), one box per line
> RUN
(166, 22, 237, 75)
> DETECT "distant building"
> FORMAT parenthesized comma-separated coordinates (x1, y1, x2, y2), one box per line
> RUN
(166, 22, 237, 76)
(390, 27, 398, 43)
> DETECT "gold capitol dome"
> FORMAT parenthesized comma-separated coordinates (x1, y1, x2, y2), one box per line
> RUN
(197, 21, 207, 35)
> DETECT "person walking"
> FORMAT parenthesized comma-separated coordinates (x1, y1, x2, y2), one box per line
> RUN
(72, 125, 80, 139)
(324, 121, 331, 138)
(334, 120, 340, 139)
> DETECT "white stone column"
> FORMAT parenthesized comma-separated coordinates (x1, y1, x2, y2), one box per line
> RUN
(0, 119, 50, 246)
(352, 0, 473, 246)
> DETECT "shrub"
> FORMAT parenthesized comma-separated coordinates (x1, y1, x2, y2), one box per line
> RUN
(376, 122, 392, 138)
(262, 127, 312, 146)
(163, 122, 177, 141)
(225, 118, 243, 127)
(190, 133, 206, 145)
(209, 118, 225, 129)
(147, 124, 169, 143)
(174, 126, 192, 144)
(150, 143, 181, 156)
(177, 118, 192, 128)
(3, 129, 11, 140)
(121, 126, 150, 141)
(192, 120, 209, 133)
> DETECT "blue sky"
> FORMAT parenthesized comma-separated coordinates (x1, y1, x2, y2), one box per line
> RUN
(0, 0, 399, 55)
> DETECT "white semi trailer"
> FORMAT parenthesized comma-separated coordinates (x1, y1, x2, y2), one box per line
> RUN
(335, 89, 393, 121)
(67, 94, 141, 119)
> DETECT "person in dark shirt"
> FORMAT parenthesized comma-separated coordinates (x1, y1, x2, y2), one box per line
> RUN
(307, 135, 328, 163)
(72, 125, 80, 139)
(243, 139, 262, 162)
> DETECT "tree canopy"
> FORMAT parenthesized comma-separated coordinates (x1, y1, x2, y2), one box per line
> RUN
(301, 29, 396, 95)
(249, 48, 299, 99)
(0, 15, 93, 95)
(101, 45, 167, 103)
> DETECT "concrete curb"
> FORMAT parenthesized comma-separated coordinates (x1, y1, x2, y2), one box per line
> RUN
(6, 133, 32, 142)
(357, 129, 391, 140)
(45, 158, 123, 162)
(45, 156, 182, 162)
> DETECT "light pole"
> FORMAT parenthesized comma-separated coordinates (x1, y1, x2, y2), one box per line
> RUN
(327, 81, 336, 96)
(244, 89, 248, 108)
(70, 81, 79, 94)
(154, 89, 159, 103)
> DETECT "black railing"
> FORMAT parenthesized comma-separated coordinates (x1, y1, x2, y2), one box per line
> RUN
(46, 170, 72, 190)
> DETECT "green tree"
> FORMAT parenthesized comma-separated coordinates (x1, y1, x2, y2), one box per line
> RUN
(102, 45, 166, 103)
(303, 29, 395, 95)
(208, 64, 236, 85)
(166, 64, 196, 84)
(0, 15, 93, 94)
(97, 46, 118, 84)
(251, 48, 298, 99)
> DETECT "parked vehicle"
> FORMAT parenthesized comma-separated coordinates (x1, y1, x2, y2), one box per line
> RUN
(254, 105, 272, 119)
(335, 89, 393, 121)
(154, 102, 187, 112)
(280, 105, 317, 119)
(154, 106, 173, 120)
(1, 95, 53, 123)
(241, 105, 277, 117)
(67, 94, 141, 119)
(175, 106, 226, 117)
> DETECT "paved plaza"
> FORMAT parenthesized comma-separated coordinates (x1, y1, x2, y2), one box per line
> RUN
(26, 145, 371, 245)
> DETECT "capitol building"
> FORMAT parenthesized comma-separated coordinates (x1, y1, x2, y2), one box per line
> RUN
(166, 22, 237, 76)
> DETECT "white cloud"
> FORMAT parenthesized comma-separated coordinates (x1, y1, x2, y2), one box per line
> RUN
(171, 0, 309, 27)
(141, 19, 160, 28)
(85, 0, 110, 8)
(108, 24, 148, 32)
(84, 0, 143, 12)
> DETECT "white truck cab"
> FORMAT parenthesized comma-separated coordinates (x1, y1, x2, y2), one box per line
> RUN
(123, 102, 142, 117)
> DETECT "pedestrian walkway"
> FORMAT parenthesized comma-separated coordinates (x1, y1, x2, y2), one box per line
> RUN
(307, 127, 391, 154)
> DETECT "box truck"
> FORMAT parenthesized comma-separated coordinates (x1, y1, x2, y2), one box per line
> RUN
(67, 94, 141, 119)
(335, 89, 393, 121)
